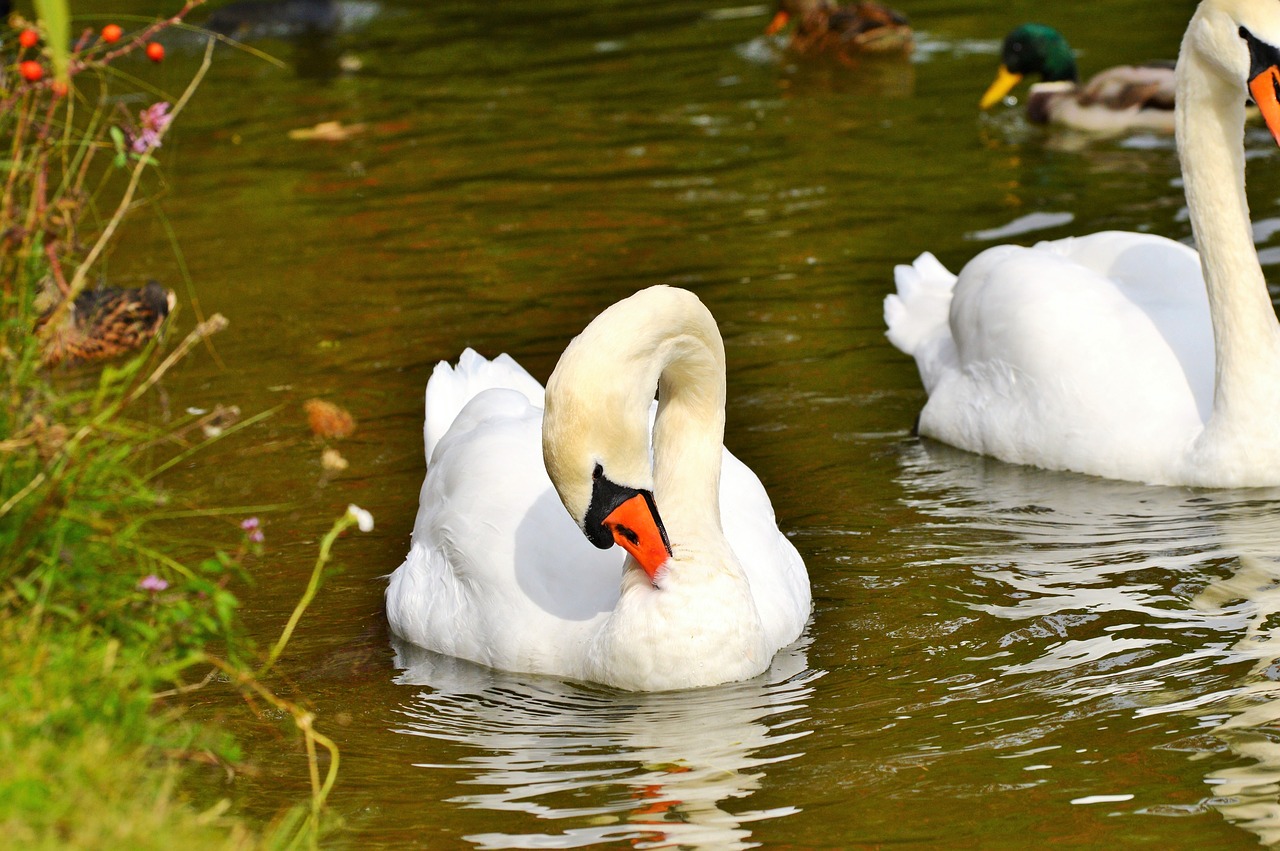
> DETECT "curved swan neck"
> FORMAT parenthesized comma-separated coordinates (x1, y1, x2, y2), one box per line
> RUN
(1177, 20, 1280, 423)
(542, 286, 728, 545)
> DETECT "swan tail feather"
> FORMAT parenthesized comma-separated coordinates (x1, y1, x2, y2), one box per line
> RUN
(424, 348, 544, 462)
(884, 252, 957, 356)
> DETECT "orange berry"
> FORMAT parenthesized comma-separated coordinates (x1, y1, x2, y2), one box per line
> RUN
(51, 80, 68, 97)
(19, 60, 42, 82)
(145, 41, 164, 62)
(101, 24, 123, 44)
(18, 29, 38, 49)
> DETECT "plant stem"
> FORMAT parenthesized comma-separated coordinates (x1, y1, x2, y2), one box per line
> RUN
(259, 513, 356, 676)
(40, 36, 215, 338)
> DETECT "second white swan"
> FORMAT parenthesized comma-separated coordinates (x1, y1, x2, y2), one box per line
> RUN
(886, 0, 1280, 488)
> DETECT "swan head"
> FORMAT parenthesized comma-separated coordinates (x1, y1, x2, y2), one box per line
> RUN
(1183, 0, 1280, 142)
(543, 397, 671, 582)
(542, 289, 688, 582)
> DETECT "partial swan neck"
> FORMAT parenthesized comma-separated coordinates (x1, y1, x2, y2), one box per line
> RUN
(653, 331, 726, 543)
(1177, 28, 1280, 426)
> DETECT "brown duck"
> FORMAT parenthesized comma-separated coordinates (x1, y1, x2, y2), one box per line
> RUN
(37, 280, 175, 367)
(766, 0, 913, 58)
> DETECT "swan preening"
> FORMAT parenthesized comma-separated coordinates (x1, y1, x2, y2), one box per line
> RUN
(387, 286, 811, 692)
(887, 0, 1280, 488)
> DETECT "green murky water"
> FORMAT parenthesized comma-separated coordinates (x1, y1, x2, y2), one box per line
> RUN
(93, 0, 1280, 845)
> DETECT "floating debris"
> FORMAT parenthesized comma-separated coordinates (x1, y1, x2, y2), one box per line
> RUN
(321, 447, 349, 472)
(304, 398, 356, 440)
(288, 121, 366, 142)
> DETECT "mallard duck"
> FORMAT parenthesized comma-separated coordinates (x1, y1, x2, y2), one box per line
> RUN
(386, 286, 811, 691)
(980, 24, 1175, 133)
(37, 281, 175, 367)
(885, 0, 1280, 487)
(766, 0, 913, 58)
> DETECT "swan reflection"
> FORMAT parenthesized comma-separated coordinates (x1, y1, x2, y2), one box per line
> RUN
(389, 637, 819, 849)
(896, 441, 1280, 843)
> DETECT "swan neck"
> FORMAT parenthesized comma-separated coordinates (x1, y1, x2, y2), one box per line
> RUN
(1177, 40, 1280, 418)
(652, 333, 727, 542)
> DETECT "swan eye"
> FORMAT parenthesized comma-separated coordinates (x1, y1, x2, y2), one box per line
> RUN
(592, 463, 603, 481)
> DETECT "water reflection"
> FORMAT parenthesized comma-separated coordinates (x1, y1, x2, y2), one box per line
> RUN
(1194, 548, 1280, 844)
(389, 637, 821, 849)
(896, 441, 1280, 842)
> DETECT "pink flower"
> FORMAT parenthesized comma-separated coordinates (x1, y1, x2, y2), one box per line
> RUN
(241, 516, 264, 543)
(131, 102, 172, 153)
(138, 574, 168, 592)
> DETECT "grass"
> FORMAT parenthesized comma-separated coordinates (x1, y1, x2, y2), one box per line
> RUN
(0, 3, 364, 847)
(0, 618, 256, 851)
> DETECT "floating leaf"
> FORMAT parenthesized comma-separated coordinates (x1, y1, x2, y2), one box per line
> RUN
(288, 121, 367, 142)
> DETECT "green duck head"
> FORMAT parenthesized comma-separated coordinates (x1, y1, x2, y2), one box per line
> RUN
(980, 24, 1079, 109)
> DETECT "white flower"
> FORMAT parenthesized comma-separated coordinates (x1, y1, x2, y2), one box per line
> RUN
(346, 504, 374, 532)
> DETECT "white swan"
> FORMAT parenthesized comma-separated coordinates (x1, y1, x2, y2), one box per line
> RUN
(885, 0, 1280, 488)
(386, 286, 811, 691)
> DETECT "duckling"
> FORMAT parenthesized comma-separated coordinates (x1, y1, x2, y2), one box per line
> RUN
(37, 280, 175, 367)
(766, 0, 913, 58)
(980, 24, 1175, 133)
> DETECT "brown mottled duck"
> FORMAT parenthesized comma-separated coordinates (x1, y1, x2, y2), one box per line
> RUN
(766, 0, 913, 58)
(37, 280, 175, 367)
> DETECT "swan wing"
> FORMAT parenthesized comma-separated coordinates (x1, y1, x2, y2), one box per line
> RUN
(390, 384, 623, 676)
(892, 232, 1211, 483)
(721, 447, 811, 649)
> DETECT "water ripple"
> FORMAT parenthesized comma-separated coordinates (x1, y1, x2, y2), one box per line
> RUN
(389, 637, 821, 849)
(895, 440, 1280, 843)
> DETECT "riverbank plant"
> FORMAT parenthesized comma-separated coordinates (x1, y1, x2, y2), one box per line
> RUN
(0, 3, 359, 847)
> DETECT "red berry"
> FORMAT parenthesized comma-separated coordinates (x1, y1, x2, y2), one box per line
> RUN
(101, 24, 123, 44)
(19, 60, 42, 82)
(18, 29, 38, 49)
(145, 41, 164, 62)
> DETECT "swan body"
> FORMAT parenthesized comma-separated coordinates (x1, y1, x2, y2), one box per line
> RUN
(387, 287, 810, 691)
(981, 24, 1175, 133)
(888, 0, 1280, 488)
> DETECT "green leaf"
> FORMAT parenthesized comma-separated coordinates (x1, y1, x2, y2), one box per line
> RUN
(109, 126, 125, 153)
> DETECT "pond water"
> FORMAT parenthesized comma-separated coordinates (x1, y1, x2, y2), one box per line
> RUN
(91, 0, 1280, 846)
